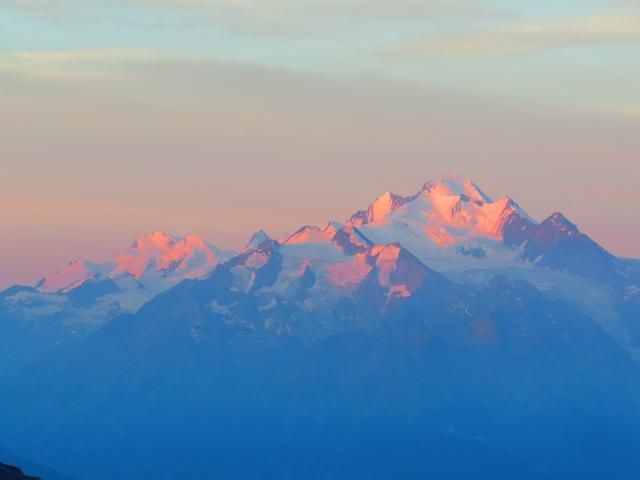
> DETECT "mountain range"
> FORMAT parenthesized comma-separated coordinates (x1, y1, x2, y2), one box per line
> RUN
(1, 175, 639, 479)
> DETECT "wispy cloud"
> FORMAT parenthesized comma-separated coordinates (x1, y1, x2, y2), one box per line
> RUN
(1, 0, 512, 39)
(5, 1, 638, 53)
(383, 12, 640, 56)
(4, 0, 509, 20)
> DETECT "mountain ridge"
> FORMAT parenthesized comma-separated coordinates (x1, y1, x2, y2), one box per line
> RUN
(2, 175, 640, 479)
(2, 176, 638, 353)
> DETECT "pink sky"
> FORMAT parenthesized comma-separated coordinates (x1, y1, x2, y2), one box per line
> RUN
(2, 62, 638, 289)
(1, 2, 639, 289)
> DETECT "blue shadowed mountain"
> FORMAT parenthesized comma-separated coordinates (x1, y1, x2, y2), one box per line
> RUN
(0, 462, 40, 480)
(0, 447, 74, 480)
(503, 211, 633, 287)
(1, 177, 640, 479)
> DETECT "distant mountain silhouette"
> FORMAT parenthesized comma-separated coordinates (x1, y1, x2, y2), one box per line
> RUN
(0, 461, 40, 480)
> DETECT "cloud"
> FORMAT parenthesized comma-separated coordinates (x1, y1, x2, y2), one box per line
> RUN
(135, 0, 507, 19)
(383, 12, 640, 56)
(11, 0, 506, 19)
(1, 0, 512, 40)
(5, 1, 637, 52)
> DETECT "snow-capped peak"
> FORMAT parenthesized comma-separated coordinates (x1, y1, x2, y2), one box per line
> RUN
(284, 225, 338, 245)
(349, 191, 412, 227)
(369, 192, 408, 220)
(37, 232, 235, 294)
(130, 231, 176, 250)
(37, 257, 113, 293)
(345, 176, 537, 266)
(421, 174, 493, 203)
(243, 230, 272, 252)
(542, 212, 578, 233)
(229, 220, 442, 302)
(112, 232, 223, 279)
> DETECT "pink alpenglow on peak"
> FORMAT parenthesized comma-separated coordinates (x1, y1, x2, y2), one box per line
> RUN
(111, 232, 224, 279)
(348, 176, 535, 250)
(284, 222, 345, 246)
(370, 244, 406, 287)
(232, 220, 439, 301)
(424, 174, 493, 203)
(37, 232, 235, 294)
(325, 254, 372, 288)
(37, 258, 113, 293)
(350, 192, 412, 227)
(285, 225, 335, 245)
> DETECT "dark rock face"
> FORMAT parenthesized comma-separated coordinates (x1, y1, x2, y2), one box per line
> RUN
(0, 462, 40, 480)
(503, 211, 628, 286)
(332, 226, 372, 255)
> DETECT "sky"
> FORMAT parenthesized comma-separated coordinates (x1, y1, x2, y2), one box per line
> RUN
(1, 0, 639, 288)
